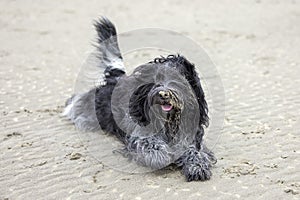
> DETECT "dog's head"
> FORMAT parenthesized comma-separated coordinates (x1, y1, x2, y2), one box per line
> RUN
(129, 82, 183, 139)
(127, 55, 208, 142)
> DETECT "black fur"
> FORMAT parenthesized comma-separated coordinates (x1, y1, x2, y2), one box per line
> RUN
(94, 17, 117, 42)
(64, 17, 216, 181)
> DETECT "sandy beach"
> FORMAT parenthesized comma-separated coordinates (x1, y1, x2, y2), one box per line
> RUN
(0, 0, 299, 199)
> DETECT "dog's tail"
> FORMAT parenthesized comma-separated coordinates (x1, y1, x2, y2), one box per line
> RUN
(94, 17, 125, 73)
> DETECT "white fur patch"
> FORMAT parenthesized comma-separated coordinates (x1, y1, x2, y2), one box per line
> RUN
(110, 58, 125, 71)
(63, 101, 74, 117)
(104, 51, 125, 71)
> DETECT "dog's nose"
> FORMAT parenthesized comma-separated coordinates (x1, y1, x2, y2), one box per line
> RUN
(159, 90, 170, 99)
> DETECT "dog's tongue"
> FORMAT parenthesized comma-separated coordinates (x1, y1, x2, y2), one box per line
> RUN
(161, 104, 173, 111)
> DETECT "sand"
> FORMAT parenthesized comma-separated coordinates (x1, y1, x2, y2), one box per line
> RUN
(0, 0, 299, 199)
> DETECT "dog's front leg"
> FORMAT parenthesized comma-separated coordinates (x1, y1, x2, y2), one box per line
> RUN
(126, 136, 173, 169)
(176, 145, 216, 181)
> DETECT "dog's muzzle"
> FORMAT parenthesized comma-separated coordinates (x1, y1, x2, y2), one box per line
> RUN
(158, 90, 173, 111)
(150, 87, 181, 112)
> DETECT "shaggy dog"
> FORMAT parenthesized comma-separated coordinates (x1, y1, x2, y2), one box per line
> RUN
(64, 17, 216, 181)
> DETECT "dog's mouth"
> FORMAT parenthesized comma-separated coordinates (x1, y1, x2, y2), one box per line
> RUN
(161, 104, 173, 112)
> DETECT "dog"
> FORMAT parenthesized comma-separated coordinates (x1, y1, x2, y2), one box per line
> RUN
(64, 17, 216, 181)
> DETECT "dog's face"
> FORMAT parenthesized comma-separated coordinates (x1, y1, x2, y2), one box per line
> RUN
(129, 82, 183, 140)
(124, 55, 208, 143)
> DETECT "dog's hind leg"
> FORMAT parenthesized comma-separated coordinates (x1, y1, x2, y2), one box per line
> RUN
(63, 89, 101, 132)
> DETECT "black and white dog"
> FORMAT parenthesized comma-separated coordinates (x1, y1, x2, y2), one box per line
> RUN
(64, 17, 216, 181)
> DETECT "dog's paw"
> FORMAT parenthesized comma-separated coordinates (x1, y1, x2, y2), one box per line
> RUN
(143, 141, 172, 169)
(128, 137, 172, 169)
(183, 162, 212, 181)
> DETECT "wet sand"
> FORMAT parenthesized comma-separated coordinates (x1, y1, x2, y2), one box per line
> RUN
(0, 0, 299, 199)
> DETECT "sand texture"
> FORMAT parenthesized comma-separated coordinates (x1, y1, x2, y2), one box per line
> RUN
(0, 0, 299, 199)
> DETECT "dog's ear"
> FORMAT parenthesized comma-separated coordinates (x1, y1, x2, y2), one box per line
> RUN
(129, 83, 154, 126)
(180, 57, 209, 127)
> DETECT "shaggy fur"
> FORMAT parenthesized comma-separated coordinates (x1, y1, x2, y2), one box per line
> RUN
(64, 17, 216, 181)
